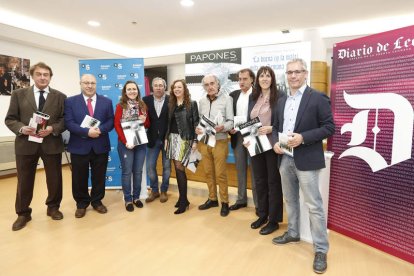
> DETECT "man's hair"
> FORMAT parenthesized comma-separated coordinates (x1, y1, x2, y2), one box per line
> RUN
(238, 68, 255, 83)
(29, 62, 53, 77)
(286, 58, 308, 71)
(151, 77, 167, 88)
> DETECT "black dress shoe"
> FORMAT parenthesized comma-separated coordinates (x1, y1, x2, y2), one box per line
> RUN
(251, 217, 268, 229)
(133, 200, 143, 208)
(175, 200, 190, 208)
(220, 203, 229, 217)
(47, 208, 64, 220)
(12, 215, 32, 231)
(198, 199, 219, 210)
(125, 202, 134, 212)
(229, 203, 247, 211)
(259, 222, 279, 235)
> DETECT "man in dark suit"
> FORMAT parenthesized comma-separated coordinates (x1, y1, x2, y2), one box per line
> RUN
(228, 68, 258, 212)
(143, 77, 171, 203)
(272, 58, 335, 274)
(5, 62, 66, 231)
(64, 74, 114, 218)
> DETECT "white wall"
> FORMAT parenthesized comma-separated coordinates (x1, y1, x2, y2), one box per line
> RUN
(1, 39, 81, 137)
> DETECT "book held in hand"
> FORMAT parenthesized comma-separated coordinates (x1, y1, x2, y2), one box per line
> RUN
(233, 115, 247, 132)
(278, 132, 294, 157)
(28, 111, 50, 143)
(239, 117, 272, 157)
(181, 147, 202, 173)
(197, 115, 216, 147)
(121, 118, 148, 146)
(80, 115, 100, 128)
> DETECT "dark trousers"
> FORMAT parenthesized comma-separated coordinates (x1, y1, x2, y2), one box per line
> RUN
(71, 151, 108, 209)
(251, 150, 283, 224)
(15, 149, 63, 216)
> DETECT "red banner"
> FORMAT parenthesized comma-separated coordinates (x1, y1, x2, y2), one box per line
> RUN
(329, 25, 414, 264)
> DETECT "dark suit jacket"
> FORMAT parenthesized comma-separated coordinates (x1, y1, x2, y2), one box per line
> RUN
(142, 94, 169, 148)
(5, 86, 66, 155)
(64, 93, 114, 155)
(272, 86, 335, 171)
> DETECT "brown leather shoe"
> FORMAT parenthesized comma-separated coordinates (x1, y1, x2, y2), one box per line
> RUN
(47, 208, 64, 220)
(160, 192, 168, 203)
(145, 191, 160, 203)
(12, 215, 32, 231)
(75, 208, 86, 218)
(93, 204, 107, 214)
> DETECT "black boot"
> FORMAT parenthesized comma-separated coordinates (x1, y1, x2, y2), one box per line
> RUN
(174, 168, 189, 215)
(220, 203, 230, 217)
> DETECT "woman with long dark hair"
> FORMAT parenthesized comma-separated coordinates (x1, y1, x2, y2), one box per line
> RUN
(165, 79, 199, 214)
(114, 80, 150, 212)
(247, 66, 283, 235)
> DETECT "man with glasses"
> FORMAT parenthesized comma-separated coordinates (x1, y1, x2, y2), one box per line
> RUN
(143, 77, 171, 203)
(5, 62, 67, 231)
(64, 74, 114, 218)
(272, 58, 335, 274)
(196, 74, 234, 217)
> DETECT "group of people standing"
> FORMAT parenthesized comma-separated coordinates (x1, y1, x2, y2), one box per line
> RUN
(5, 58, 334, 274)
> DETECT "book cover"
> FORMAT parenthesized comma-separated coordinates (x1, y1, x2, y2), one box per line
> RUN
(278, 132, 294, 157)
(28, 111, 50, 143)
(121, 119, 148, 146)
(239, 117, 272, 156)
(80, 115, 101, 128)
(182, 147, 202, 173)
(197, 115, 217, 147)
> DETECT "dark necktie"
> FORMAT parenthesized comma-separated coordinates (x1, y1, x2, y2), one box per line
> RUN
(38, 90, 45, 111)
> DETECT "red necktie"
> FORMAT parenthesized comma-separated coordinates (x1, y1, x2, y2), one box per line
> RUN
(87, 98, 94, 117)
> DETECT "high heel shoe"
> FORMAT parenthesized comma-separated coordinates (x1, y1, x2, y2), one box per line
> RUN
(174, 202, 190, 215)
(175, 200, 190, 208)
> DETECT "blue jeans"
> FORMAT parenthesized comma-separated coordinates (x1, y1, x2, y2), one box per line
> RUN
(117, 142, 147, 203)
(146, 138, 171, 193)
(279, 155, 329, 253)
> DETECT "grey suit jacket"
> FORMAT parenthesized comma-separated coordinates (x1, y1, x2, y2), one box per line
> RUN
(5, 85, 67, 155)
(272, 86, 335, 171)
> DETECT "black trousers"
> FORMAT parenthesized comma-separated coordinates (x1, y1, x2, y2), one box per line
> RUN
(251, 150, 283, 224)
(15, 149, 63, 216)
(71, 151, 108, 209)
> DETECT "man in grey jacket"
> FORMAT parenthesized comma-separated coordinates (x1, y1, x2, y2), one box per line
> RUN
(196, 74, 233, 217)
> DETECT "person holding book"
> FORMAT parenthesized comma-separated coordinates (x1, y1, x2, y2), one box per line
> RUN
(228, 68, 258, 213)
(114, 80, 150, 212)
(165, 79, 199, 214)
(196, 74, 234, 217)
(247, 66, 283, 235)
(64, 74, 114, 218)
(272, 58, 335, 274)
(5, 62, 67, 231)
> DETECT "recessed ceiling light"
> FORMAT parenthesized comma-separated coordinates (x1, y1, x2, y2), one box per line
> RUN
(180, 0, 194, 7)
(87, 20, 101, 27)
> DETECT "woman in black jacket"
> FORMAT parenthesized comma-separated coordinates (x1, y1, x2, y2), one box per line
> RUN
(165, 79, 199, 214)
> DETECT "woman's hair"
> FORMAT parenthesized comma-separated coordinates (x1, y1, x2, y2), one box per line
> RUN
(252, 66, 279, 107)
(169, 79, 191, 111)
(120, 80, 146, 111)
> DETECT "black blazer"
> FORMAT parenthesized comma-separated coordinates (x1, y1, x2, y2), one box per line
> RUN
(143, 94, 169, 148)
(272, 86, 335, 171)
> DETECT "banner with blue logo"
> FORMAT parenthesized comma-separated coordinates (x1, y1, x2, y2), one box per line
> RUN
(79, 58, 145, 190)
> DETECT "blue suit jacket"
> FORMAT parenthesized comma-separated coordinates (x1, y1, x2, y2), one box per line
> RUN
(272, 86, 335, 171)
(64, 93, 114, 155)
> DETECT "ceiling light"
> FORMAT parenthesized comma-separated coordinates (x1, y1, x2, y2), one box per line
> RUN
(180, 0, 194, 7)
(87, 20, 100, 27)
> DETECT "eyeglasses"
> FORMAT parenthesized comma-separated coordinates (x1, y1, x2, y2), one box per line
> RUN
(285, 70, 306, 75)
(81, 82, 97, 86)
